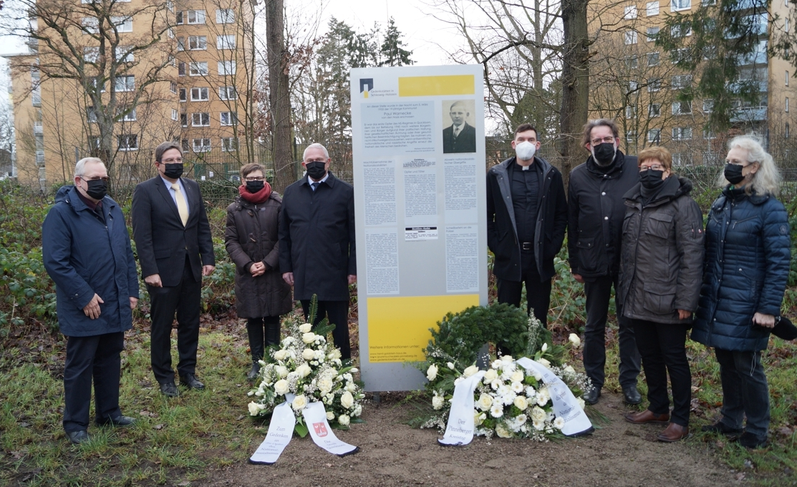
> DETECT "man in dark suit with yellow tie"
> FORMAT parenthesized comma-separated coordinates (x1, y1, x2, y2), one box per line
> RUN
(132, 141, 215, 397)
(442, 100, 477, 153)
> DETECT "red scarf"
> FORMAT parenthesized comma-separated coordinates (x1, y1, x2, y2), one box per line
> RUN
(239, 182, 272, 204)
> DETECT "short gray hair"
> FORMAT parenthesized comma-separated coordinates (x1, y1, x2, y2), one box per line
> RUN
(75, 157, 104, 177)
(302, 143, 329, 161)
(718, 134, 782, 196)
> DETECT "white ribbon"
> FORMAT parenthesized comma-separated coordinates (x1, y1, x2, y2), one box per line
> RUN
(516, 357, 593, 437)
(301, 402, 359, 456)
(438, 370, 486, 446)
(249, 397, 296, 464)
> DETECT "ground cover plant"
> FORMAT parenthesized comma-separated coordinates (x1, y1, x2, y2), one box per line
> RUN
(0, 178, 795, 485)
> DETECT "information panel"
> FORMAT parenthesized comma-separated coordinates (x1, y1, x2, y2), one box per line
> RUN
(351, 65, 488, 391)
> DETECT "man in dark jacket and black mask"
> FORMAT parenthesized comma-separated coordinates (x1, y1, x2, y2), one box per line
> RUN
(567, 119, 641, 405)
(487, 124, 568, 326)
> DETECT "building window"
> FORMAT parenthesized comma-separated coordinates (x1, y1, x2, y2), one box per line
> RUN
(190, 62, 209, 76)
(220, 111, 238, 126)
(189, 36, 207, 50)
(647, 78, 662, 92)
(181, 139, 190, 152)
(83, 46, 99, 63)
(624, 30, 638, 45)
(87, 106, 98, 123)
(118, 107, 136, 121)
(787, 71, 790, 86)
(672, 153, 693, 166)
(172, 109, 178, 121)
(787, 97, 790, 112)
(629, 80, 639, 92)
(625, 131, 637, 143)
(187, 10, 206, 24)
(671, 22, 692, 38)
(118, 134, 138, 151)
(787, 123, 791, 139)
(176, 11, 183, 25)
(114, 75, 135, 92)
(701, 0, 716, 5)
(82, 17, 99, 34)
(671, 74, 692, 90)
(647, 52, 660, 66)
(178, 62, 186, 76)
(646, 26, 659, 41)
(179, 88, 187, 102)
(177, 37, 185, 51)
(111, 16, 133, 32)
(787, 18, 790, 33)
(703, 99, 714, 113)
(671, 0, 691, 12)
(217, 35, 236, 50)
(115, 46, 134, 63)
(647, 1, 660, 15)
(219, 86, 237, 100)
(218, 61, 237, 75)
(703, 129, 716, 139)
(671, 48, 689, 64)
(672, 127, 693, 140)
(672, 100, 692, 115)
(216, 9, 235, 24)
(625, 55, 638, 69)
(170, 81, 178, 94)
(180, 113, 188, 127)
(647, 129, 661, 143)
(648, 103, 661, 117)
(192, 112, 210, 126)
(191, 87, 209, 101)
(221, 137, 238, 151)
(625, 105, 637, 119)
(192, 138, 211, 152)
(89, 77, 105, 94)
(624, 5, 638, 19)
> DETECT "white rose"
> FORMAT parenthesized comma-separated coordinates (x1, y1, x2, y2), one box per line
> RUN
(477, 393, 493, 411)
(296, 363, 312, 378)
(531, 406, 546, 422)
(291, 394, 307, 411)
(554, 417, 565, 430)
(273, 350, 288, 361)
(447, 362, 455, 370)
(577, 397, 586, 410)
(274, 379, 289, 395)
(328, 348, 342, 360)
(569, 333, 581, 347)
(318, 378, 333, 394)
(541, 343, 548, 353)
(302, 332, 316, 344)
(338, 414, 350, 426)
(483, 369, 498, 382)
(490, 403, 504, 418)
(248, 402, 262, 416)
(275, 365, 289, 378)
(474, 411, 484, 426)
(564, 365, 576, 375)
(302, 348, 316, 361)
(341, 391, 355, 409)
(495, 423, 512, 438)
(299, 323, 313, 333)
(537, 358, 551, 369)
(510, 370, 524, 383)
(327, 411, 335, 421)
(353, 404, 363, 416)
(426, 364, 438, 381)
(432, 395, 444, 410)
(501, 355, 513, 363)
(514, 395, 529, 411)
(463, 365, 479, 378)
(346, 381, 357, 392)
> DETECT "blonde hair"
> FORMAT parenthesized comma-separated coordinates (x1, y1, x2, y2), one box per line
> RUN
(717, 135, 782, 196)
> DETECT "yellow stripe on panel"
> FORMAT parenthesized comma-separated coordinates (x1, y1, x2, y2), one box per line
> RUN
(398, 75, 475, 97)
(367, 294, 480, 363)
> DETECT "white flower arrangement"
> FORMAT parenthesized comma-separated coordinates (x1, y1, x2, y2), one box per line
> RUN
(247, 313, 365, 435)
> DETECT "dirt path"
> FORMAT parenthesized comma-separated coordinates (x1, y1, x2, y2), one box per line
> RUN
(204, 392, 737, 487)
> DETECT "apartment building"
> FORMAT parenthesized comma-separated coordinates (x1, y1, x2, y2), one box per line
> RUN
(588, 0, 797, 167)
(5, 0, 255, 188)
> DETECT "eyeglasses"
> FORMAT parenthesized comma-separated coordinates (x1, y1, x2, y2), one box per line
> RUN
(245, 177, 264, 182)
(81, 176, 110, 182)
(591, 136, 615, 145)
(639, 164, 664, 172)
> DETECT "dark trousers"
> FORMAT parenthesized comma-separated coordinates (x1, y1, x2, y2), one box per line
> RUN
(246, 316, 281, 363)
(63, 332, 124, 433)
(631, 319, 691, 426)
(149, 258, 201, 384)
(715, 348, 770, 439)
(301, 299, 350, 360)
(582, 274, 640, 389)
(496, 251, 551, 327)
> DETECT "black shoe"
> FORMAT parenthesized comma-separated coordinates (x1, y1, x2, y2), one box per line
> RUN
(247, 363, 261, 381)
(738, 432, 768, 449)
(180, 374, 205, 390)
(96, 415, 136, 427)
(160, 382, 180, 397)
(66, 430, 90, 445)
(583, 387, 601, 405)
(623, 385, 642, 405)
(701, 421, 743, 438)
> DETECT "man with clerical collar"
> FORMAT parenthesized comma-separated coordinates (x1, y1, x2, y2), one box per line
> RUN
(443, 100, 477, 153)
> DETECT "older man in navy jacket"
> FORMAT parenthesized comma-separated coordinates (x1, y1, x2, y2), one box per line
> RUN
(43, 157, 139, 444)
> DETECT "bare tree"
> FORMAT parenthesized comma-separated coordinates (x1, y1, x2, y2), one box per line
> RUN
(265, 0, 293, 192)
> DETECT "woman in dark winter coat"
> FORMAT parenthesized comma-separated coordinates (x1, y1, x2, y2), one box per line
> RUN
(692, 135, 791, 449)
(618, 146, 704, 442)
(225, 163, 293, 380)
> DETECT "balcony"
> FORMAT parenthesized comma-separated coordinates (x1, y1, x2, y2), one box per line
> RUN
(731, 106, 767, 123)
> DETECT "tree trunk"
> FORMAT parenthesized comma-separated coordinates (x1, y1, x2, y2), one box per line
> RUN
(266, 0, 294, 193)
(558, 0, 590, 188)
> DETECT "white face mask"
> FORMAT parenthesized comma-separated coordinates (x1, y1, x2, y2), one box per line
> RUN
(515, 141, 536, 161)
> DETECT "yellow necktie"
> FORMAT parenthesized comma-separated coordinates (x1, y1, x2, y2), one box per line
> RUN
(172, 183, 189, 226)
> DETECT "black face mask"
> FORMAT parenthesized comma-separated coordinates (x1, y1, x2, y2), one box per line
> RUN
(162, 163, 184, 179)
(84, 179, 107, 200)
(305, 161, 327, 181)
(639, 170, 665, 191)
(724, 163, 745, 185)
(592, 143, 616, 166)
(246, 180, 265, 193)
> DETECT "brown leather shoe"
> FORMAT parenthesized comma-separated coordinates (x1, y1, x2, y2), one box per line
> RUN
(657, 422, 689, 442)
(624, 409, 670, 424)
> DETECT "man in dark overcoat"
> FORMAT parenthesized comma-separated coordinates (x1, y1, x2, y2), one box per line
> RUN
(279, 143, 356, 359)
